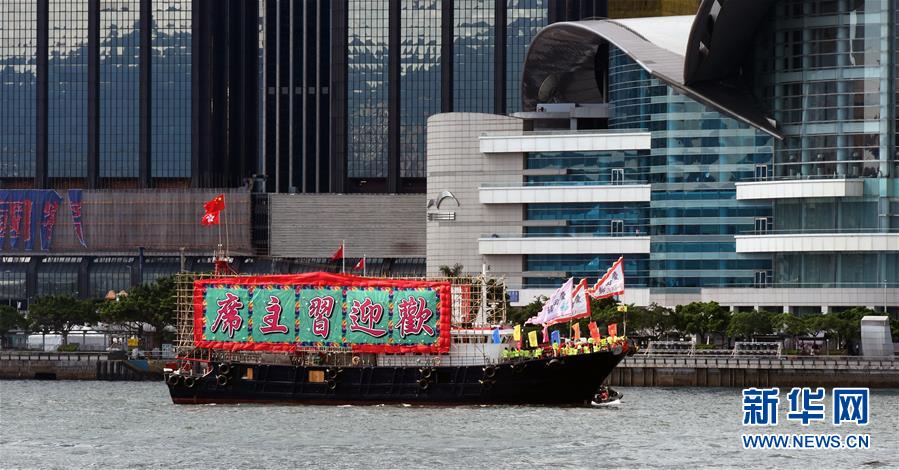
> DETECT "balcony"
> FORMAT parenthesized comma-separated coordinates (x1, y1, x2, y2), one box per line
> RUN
(479, 234, 651, 255)
(735, 178, 864, 200)
(735, 231, 899, 253)
(479, 182, 651, 204)
(479, 130, 651, 154)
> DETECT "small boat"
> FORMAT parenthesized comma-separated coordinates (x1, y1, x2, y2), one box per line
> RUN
(591, 386, 623, 406)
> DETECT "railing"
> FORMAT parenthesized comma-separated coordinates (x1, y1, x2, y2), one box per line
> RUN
(740, 228, 899, 236)
(481, 232, 650, 238)
(480, 128, 647, 137)
(480, 181, 650, 187)
(623, 355, 898, 370)
(0, 351, 109, 361)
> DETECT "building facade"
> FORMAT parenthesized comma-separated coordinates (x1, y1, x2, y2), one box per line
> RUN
(427, 4, 898, 313)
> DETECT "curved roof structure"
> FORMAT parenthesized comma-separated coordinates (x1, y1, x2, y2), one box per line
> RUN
(521, 11, 782, 139)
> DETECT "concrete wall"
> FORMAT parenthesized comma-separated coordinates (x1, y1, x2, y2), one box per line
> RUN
(269, 194, 425, 258)
(426, 113, 525, 282)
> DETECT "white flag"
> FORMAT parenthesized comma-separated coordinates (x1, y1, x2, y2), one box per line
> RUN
(526, 278, 573, 325)
(547, 278, 591, 326)
(588, 257, 625, 299)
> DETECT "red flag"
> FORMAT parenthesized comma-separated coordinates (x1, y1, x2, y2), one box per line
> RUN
(608, 323, 618, 337)
(588, 321, 601, 341)
(200, 211, 220, 226)
(330, 244, 344, 262)
(353, 257, 365, 271)
(204, 194, 225, 213)
(572, 323, 581, 340)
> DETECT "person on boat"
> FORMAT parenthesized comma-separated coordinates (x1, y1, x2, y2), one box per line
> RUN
(599, 387, 610, 402)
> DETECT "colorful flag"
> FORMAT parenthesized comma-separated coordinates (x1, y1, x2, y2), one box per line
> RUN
(526, 278, 574, 325)
(492, 328, 501, 344)
(608, 323, 618, 337)
(550, 330, 561, 345)
(204, 193, 225, 213)
(617, 304, 628, 312)
(353, 257, 365, 271)
(528, 330, 538, 348)
(588, 321, 601, 341)
(330, 243, 344, 262)
(572, 322, 581, 340)
(547, 278, 591, 326)
(542, 325, 549, 343)
(67, 189, 86, 247)
(513, 325, 521, 342)
(588, 257, 625, 299)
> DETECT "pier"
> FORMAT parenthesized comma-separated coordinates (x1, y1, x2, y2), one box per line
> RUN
(606, 355, 899, 388)
(0, 351, 162, 381)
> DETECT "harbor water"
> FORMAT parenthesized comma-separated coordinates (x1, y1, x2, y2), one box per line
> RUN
(1, 381, 896, 468)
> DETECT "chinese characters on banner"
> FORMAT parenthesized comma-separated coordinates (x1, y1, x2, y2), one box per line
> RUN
(194, 273, 452, 353)
(0, 189, 86, 251)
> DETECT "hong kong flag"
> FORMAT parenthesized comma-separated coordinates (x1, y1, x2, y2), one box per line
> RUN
(330, 244, 344, 262)
(353, 257, 365, 271)
(200, 211, 220, 226)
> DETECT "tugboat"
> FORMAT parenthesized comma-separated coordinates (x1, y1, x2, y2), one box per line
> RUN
(164, 271, 630, 406)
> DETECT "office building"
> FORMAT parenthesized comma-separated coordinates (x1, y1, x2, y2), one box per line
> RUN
(426, 1, 898, 313)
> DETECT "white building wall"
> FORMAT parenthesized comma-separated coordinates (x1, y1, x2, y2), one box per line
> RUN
(426, 113, 525, 283)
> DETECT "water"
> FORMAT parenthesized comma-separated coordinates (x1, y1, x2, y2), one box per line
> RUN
(1, 381, 896, 469)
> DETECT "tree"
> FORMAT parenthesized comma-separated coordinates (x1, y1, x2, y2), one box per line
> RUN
(0, 305, 27, 349)
(726, 310, 778, 341)
(438, 264, 464, 277)
(28, 295, 98, 346)
(99, 276, 176, 348)
(675, 301, 729, 345)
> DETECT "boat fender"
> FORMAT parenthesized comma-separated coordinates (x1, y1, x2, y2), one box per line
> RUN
(184, 376, 196, 388)
(482, 365, 496, 378)
(216, 374, 230, 387)
(419, 367, 434, 379)
(351, 356, 361, 366)
(327, 379, 337, 390)
(478, 379, 494, 390)
(546, 358, 561, 367)
(417, 379, 430, 391)
(326, 368, 340, 379)
(167, 374, 181, 387)
(512, 362, 526, 374)
(218, 362, 232, 376)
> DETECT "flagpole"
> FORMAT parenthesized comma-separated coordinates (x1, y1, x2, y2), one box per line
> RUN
(363, 253, 366, 277)
(342, 240, 345, 274)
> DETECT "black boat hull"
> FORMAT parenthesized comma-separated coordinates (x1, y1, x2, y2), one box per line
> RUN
(166, 350, 626, 406)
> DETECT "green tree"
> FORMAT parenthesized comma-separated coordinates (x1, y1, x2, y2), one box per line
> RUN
(99, 276, 176, 348)
(675, 301, 729, 345)
(727, 310, 778, 341)
(782, 312, 810, 347)
(28, 295, 98, 346)
(0, 305, 27, 349)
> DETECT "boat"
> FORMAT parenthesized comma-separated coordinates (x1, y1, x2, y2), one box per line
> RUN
(164, 271, 630, 406)
(591, 386, 623, 406)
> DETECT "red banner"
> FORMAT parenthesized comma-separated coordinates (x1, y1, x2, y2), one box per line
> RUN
(193, 272, 452, 354)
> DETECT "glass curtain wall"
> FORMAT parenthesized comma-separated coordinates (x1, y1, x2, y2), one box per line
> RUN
(0, 2, 38, 179)
(609, 46, 775, 288)
(99, 0, 140, 179)
(347, 0, 389, 178)
(400, 0, 441, 179)
(752, 0, 892, 179)
(453, 0, 494, 112)
(506, 0, 546, 113)
(48, 0, 88, 179)
(150, 0, 191, 180)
